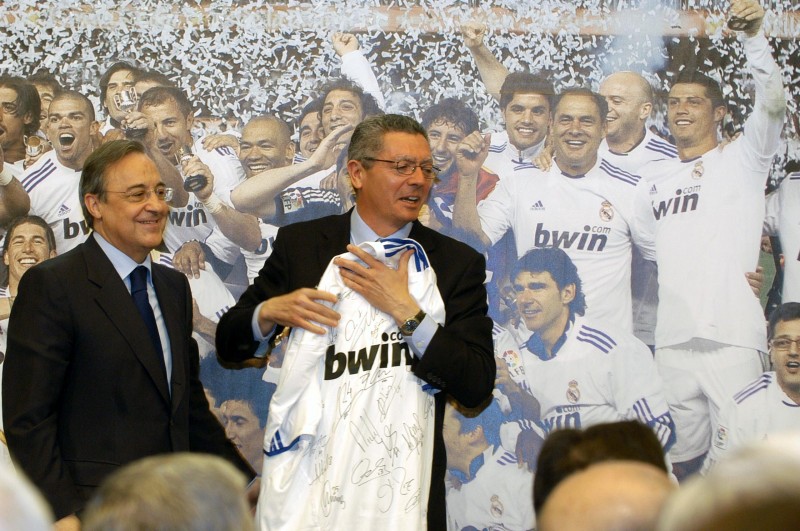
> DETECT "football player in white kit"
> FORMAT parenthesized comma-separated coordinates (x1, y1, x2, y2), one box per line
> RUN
(453, 88, 655, 333)
(511, 247, 675, 450)
(0, 216, 57, 468)
(0, 76, 41, 226)
(703, 303, 800, 472)
(641, 0, 786, 478)
(764, 171, 800, 302)
(17, 91, 99, 253)
(130, 86, 247, 266)
(598, 72, 678, 348)
(444, 399, 535, 531)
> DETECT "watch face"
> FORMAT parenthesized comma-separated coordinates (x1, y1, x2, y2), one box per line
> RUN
(401, 318, 419, 335)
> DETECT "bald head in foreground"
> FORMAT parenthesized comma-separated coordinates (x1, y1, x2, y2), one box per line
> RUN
(539, 461, 675, 531)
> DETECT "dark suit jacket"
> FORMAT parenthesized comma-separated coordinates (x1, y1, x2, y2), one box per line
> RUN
(2, 235, 253, 519)
(216, 212, 495, 530)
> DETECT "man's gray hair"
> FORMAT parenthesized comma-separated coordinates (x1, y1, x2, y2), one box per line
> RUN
(348, 114, 428, 168)
(82, 453, 253, 531)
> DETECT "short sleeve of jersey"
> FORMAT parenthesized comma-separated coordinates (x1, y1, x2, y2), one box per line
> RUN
(477, 175, 515, 246)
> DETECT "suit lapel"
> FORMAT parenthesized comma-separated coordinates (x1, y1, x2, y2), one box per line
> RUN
(316, 212, 351, 273)
(84, 236, 172, 405)
(152, 265, 187, 414)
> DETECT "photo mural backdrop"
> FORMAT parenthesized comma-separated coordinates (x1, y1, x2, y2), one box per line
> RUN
(2, 0, 798, 528)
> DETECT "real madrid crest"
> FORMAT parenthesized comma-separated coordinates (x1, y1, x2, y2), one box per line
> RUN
(599, 201, 614, 222)
(566, 380, 580, 404)
(490, 495, 504, 518)
(691, 160, 704, 180)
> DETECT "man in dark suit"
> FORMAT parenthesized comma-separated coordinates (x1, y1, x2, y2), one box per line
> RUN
(216, 114, 494, 530)
(3, 140, 253, 529)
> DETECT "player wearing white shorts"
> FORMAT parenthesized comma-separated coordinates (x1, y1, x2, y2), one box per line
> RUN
(764, 172, 800, 302)
(454, 88, 655, 333)
(510, 247, 675, 451)
(703, 303, 800, 472)
(641, 0, 786, 477)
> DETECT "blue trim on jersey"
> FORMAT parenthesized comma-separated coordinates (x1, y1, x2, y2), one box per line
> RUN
(488, 142, 506, 153)
(525, 314, 575, 360)
(497, 451, 519, 466)
(380, 237, 429, 272)
(733, 373, 772, 404)
(645, 138, 678, 158)
(449, 452, 485, 484)
(215, 146, 237, 158)
(782, 400, 800, 407)
(514, 162, 537, 171)
(21, 159, 57, 193)
(575, 325, 617, 354)
(599, 159, 641, 186)
(265, 431, 302, 456)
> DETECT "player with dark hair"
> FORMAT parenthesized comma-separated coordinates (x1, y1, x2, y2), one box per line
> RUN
(642, 0, 787, 479)
(509, 247, 675, 450)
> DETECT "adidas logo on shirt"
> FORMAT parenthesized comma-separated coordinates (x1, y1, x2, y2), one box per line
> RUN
(531, 200, 545, 211)
(57, 204, 71, 217)
(650, 184, 658, 194)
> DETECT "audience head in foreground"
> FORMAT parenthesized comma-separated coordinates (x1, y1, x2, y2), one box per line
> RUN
(539, 460, 675, 531)
(82, 453, 253, 531)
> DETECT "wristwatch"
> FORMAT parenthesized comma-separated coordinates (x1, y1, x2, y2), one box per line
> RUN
(399, 309, 426, 336)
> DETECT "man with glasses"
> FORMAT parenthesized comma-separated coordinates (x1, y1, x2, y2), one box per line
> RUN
(216, 114, 494, 530)
(3, 140, 255, 529)
(703, 302, 800, 472)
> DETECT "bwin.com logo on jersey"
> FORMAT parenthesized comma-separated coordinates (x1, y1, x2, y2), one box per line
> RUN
(57, 203, 71, 217)
(530, 200, 545, 211)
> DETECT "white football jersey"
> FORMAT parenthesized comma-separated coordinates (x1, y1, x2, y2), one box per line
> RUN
(521, 315, 675, 450)
(704, 372, 800, 471)
(483, 130, 543, 180)
(643, 33, 784, 351)
(257, 239, 446, 530)
(478, 159, 654, 332)
(600, 130, 678, 346)
(446, 446, 535, 531)
(20, 151, 88, 253)
(764, 172, 800, 302)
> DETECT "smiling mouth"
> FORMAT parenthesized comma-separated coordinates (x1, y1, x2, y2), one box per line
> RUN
(19, 257, 38, 266)
(247, 161, 272, 173)
(59, 133, 76, 147)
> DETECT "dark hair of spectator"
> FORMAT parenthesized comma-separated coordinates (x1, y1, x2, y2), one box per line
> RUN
(299, 97, 323, 122)
(27, 70, 62, 94)
(768, 302, 800, 340)
(348, 114, 428, 168)
(132, 69, 175, 89)
(80, 140, 146, 229)
(420, 97, 480, 136)
(499, 72, 556, 111)
(98, 61, 139, 109)
(512, 247, 587, 316)
(50, 90, 96, 122)
(138, 86, 193, 118)
(318, 77, 383, 123)
(0, 76, 42, 136)
(673, 70, 726, 110)
(553, 87, 609, 122)
(533, 420, 668, 513)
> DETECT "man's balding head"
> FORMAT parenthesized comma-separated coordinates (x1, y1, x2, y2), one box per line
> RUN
(539, 461, 675, 531)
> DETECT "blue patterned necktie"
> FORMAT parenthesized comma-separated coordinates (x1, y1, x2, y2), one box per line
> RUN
(130, 266, 166, 376)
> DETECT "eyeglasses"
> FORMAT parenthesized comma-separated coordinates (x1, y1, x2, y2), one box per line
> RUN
(769, 338, 800, 352)
(105, 187, 174, 203)
(362, 158, 441, 180)
(0, 101, 19, 116)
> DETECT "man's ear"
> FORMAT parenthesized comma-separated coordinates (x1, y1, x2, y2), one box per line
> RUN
(84, 193, 102, 222)
(347, 159, 365, 192)
(561, 283, 576, 305)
